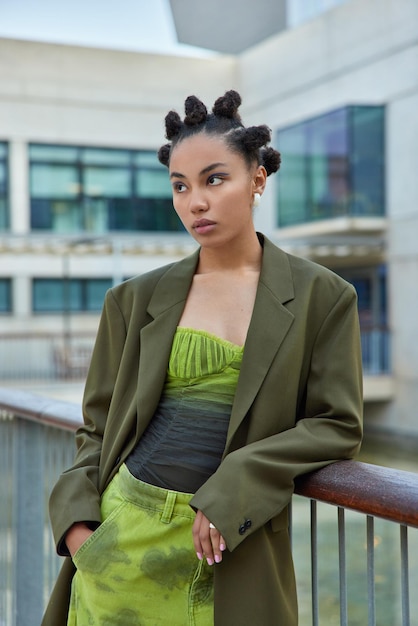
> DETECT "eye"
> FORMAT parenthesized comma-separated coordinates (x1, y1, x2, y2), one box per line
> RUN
(208, 175, 223, 186)
(173, 181, 187, 193)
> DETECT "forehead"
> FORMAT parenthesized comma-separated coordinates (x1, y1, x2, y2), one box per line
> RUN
(169, 133, 246, 172)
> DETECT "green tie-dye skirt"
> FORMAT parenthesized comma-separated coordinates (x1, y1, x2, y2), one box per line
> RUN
(67, 463, 214, 625)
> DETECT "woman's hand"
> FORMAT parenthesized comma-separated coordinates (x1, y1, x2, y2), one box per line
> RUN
(65, 522, 95, 558)
(192, 509, 227, 566)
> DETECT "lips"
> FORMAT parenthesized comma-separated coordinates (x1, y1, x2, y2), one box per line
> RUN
(192, 218, 217, 235)
(193, 219, 216, 229)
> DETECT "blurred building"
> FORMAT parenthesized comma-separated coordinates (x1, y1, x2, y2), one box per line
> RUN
(0, 0, 417, 438)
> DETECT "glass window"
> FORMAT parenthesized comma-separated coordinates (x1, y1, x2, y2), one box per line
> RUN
(338, 265, 389, 373)
(33, 278, 112, 312)
(29, 144, 79, 162)
(30, 144, 182, 233)
(84, 167, 131, 197)
(30, 164, 80, 197)
(0, 278, 12, 312)
(0, 142, 9, 230)
(276, 106, 385, 227)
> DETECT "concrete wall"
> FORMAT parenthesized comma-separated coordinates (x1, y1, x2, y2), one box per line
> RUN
(0, 38, 238, 147)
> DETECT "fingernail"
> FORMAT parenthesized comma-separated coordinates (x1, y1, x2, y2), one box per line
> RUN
(196, 552, 203, 560)
(215, 554, 221, 563)
(206, 557, 214, 566)
(220, 543, 226, 551)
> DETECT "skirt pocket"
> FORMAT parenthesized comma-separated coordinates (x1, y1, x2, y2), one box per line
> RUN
(72, 499, 127, 573)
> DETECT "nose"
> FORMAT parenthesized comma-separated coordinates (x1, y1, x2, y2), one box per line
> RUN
(189, 189, 209, 214)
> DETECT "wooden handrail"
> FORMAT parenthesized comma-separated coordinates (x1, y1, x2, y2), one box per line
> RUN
(295, 460, 418, 528)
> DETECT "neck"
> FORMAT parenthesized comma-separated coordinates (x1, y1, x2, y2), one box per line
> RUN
(197, 231, 262, 274)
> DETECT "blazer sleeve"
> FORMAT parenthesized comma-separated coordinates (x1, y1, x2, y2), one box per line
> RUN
(190, 283, 363, 551)
(48, 288, 128, 555)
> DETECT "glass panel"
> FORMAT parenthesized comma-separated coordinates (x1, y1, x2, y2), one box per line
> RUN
(82, 148, 131, 165)
(0, 163, 6, 194)
(0, 279, 12, 312)
(84, 198, 109, 232)
(33, 279, 65, 312)
(277, 124, 308, 226)
(0, 200, 7, 229)
(309, 108, 349, 219)
(350, 277, 373, 327)
(107, 198, 135, 230)
(31, 164, 79, 198)
(68, 280, 84, 311)
(0, 143, 7, 158)
(338, 266, 387, 328)
(134, 151, 161, 167)
(29, 144, 79, 162)
(52, 201, 83, 232)
(31, 199, 83, 232)
(133, 198, 183, 232)
(84, 167, 131, 197)
(136, 169, 172, 198)
(85, 279, 112, 311)
(350, 107, 385, 216)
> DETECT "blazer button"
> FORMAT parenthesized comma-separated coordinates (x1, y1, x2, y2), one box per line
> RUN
(238, 519, 252, 535)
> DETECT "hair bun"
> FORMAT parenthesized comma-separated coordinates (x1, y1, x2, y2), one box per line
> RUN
(212, 90, 242, 120)
(157, 143, 171, 166)
(165, 110, 183, 140)
(184, 96, 208, 126)
(261, 146, 281, 176)
(240, 125, 271, 151)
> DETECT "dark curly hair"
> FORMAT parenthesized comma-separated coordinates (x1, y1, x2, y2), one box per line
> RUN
(158, 90, 281, 176)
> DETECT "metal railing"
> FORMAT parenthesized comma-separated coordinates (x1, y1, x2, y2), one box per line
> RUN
(0, 333, 95, 381)
(1, 388, 417, 626)
(361, 327, 391, 374)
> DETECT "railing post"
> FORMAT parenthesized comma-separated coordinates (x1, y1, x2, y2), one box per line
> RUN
(400, 525, 410, 626)
(12, 418, 45, 626)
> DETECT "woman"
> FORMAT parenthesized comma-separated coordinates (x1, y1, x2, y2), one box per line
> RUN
(43, 90, 363, 625)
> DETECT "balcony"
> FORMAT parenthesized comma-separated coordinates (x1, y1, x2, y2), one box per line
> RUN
(1, 388, 417, 626)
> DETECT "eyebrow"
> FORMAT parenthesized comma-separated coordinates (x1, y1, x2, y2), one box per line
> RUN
(170, 162, 228, 179)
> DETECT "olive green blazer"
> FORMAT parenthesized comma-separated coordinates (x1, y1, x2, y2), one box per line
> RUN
(43, 235, 363, 626)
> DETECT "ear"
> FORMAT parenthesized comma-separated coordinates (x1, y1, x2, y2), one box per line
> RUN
(253, 165, 267, 196)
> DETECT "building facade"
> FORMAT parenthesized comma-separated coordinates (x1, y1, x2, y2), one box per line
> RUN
(0, 0, 417, 438)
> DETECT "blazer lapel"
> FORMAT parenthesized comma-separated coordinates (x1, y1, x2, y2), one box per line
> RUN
(225, 237, 295, 451)
(135, 250, 199, 438)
